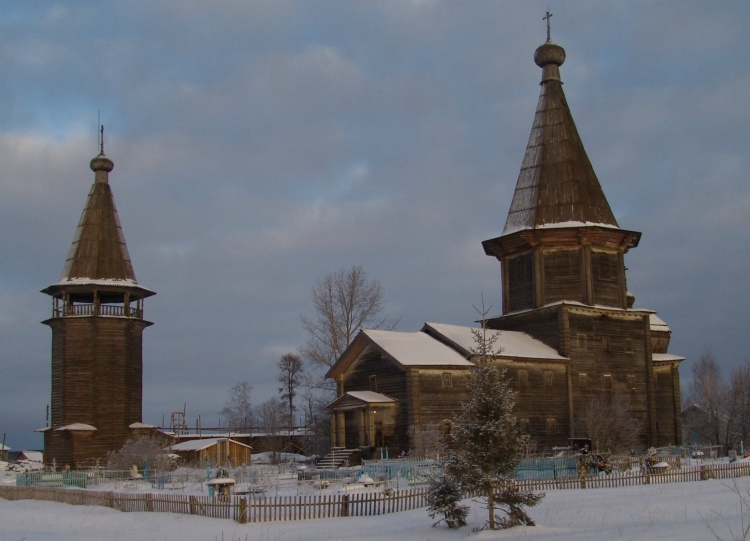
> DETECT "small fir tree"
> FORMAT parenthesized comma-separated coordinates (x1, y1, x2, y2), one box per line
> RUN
(426, 474, 469, 528)
(442, 300, 544, 530)
(446, 364, 543, 529)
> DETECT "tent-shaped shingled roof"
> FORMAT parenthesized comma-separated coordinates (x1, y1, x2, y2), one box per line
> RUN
(59, 151, 137, 282)
(502, 37, 619, 236)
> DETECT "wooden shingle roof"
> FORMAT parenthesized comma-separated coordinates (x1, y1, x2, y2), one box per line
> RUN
(502, 39, 619, 236)
(58, 152, 137, 282)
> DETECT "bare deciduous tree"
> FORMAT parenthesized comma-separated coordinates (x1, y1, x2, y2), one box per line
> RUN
(685, 350, 726, 446)
(300, 265, 399, 372)
(578, 391, 642, 453)
(221, 381, 254, 433)
(277, 352, 304, 428)
(257, 397, 288, 462)
(408, 424, 445, 459)
(107, 434, 174, 472)
(725, 361, 750, 452)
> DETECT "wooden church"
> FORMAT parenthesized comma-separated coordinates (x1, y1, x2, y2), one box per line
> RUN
(41, 138, 156, 468)
(327, 32, 684, 454)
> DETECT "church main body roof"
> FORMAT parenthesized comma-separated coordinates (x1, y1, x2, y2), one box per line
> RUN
(326, 323, 568, 379)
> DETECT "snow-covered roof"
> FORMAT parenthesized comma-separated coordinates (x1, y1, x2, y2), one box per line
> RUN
(362, 329, 473, 367)
(55, 423, 97, 432)
(170, 437, 251, 452)
(129, 422, 158, 429)
(652, 353, 685, 363)
(44, 278, 155, 295)
(424, 322, 567, 360)
(503, 221, 622, 236)
(345, 391, 396, 403)
(18, 451, 43, 462)
(207, 478, 235, 485)
(0, 444, 10, 451)
(650, 314, 671, 332)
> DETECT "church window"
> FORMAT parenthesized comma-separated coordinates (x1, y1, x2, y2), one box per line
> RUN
(520, 418, 530, 434)
(603, 374, 612, 391)
(510, 254, 530, 282)
(627, 375, 636, 391)
(442, 373, 452, 388)
(369, 375, 378, 392)
(579, 373, 587, 389)
(546, 417, 557, 434)
(594, 252, 617, 280)
(576, 333, 587, 350)
(442, 419, 452, 438)
(544, 370, 553, 389)
(518, 369, 528, 390)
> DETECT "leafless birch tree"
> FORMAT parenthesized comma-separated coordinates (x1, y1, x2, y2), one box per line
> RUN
(301, 265, 399, 371)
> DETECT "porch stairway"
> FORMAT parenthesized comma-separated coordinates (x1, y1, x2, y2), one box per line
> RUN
(316, 447, 357, 469)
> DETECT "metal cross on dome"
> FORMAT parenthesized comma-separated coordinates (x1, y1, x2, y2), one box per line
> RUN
(543, 10, 553, 41)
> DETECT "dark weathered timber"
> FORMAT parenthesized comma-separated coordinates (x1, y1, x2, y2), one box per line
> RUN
(328, 35, 683, 454)
(42, 151, 155, 468)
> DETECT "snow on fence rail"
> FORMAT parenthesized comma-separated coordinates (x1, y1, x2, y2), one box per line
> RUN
(3, 462, 750, 523)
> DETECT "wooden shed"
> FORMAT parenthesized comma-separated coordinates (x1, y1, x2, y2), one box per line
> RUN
(170, 437, 252, 467)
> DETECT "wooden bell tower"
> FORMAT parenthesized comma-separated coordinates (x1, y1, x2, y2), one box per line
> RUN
(42, 140, 155, 468)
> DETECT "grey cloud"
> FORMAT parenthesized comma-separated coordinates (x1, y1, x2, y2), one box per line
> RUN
(1, 1, 748, 450)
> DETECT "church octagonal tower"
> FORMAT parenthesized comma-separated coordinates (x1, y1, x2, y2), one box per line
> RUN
(42, 143, 155, 468)
(482, 29, 683, 448)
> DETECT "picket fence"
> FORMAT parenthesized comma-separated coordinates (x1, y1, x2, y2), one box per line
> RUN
(2, 461, 750, 523)
(0, 485, 428, 523)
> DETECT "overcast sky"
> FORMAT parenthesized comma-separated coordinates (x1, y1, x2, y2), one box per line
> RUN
(1, 1, 748, 451)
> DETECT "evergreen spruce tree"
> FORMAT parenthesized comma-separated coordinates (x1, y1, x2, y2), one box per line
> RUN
(426, 474, 469, 528)
(446, 363, 542, 529)
(444, 301, 543, 529)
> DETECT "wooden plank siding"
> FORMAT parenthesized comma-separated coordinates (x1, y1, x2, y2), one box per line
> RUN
(506, 252, 534, 312)
(488, 303, 670, 449)
(409, 369, 468, 448)
(543, 249, 584, 305)
(653, 363, 683, 446)
(502, 359, 570, 449)
(591, 251, 622, 307)
(44, 316, 150, 468)
(342, 347, 408, 452)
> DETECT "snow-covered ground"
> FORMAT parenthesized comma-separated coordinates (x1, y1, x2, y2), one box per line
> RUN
(2, 475, 749, 540)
